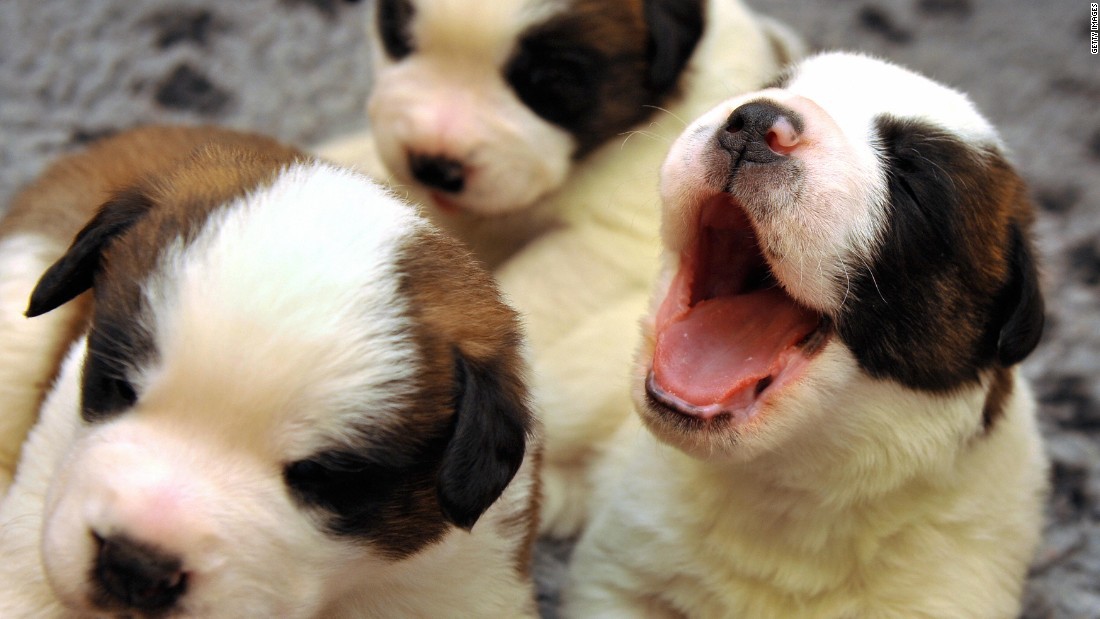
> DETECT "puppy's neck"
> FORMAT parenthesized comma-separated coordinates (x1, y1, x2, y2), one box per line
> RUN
(678, 367, 1032, 515)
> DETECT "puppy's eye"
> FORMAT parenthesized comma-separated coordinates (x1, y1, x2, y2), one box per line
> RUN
(506, 46, 600, 127)
(377, 0, 415, 60)
(110, 376, 138, 406)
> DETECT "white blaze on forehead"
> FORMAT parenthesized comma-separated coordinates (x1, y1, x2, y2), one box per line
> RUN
(786, 52, 1002, 149)
(399, 0, 561, 64)
(141, 162, 424, 453)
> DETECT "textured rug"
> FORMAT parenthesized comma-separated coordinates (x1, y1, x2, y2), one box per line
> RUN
(1, 0, 1097, 617)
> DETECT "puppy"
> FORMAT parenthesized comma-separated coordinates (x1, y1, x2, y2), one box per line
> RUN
(0, 126, 540, 618)
(319, 0, 804, 537)
(566, 52, 1049, 618)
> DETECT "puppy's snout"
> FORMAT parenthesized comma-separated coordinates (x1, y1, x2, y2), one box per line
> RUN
(408, 153, 467, 193)
(93, 533, 188, 612)
(720, 100, 802, 163)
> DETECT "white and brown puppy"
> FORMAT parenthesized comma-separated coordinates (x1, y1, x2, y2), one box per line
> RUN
(322, 0, 803, 264)
(320, 0, 803, 537)
(0, 126, 540, 618)
(566, 52, 1049, 618)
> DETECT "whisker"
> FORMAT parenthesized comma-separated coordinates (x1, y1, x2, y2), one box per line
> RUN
(642, 105, 689, 128)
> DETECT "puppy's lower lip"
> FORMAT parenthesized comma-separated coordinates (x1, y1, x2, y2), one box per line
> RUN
(645, 371, 748, 422)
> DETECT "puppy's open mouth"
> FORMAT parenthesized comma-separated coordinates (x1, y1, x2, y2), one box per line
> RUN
(647, 195, 829, 423)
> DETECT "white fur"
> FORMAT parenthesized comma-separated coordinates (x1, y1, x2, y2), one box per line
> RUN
(0, 163, 538, 618)
(565, 53, 1048, 617)
(568, 367, 1047, 618)
(0, 234, 76, 499)
(319, 0, 804, 538)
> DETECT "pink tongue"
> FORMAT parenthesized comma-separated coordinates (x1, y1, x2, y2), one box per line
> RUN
(653, 288, 818, 408)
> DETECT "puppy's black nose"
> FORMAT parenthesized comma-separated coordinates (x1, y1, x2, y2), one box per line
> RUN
(93, 534, 187, 612)
(719, 100, 802, 164)
(409, 153, 466, 193)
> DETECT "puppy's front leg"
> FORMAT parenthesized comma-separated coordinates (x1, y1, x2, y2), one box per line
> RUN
(565, 498, 687, 619)
(565, 571, 686, 619)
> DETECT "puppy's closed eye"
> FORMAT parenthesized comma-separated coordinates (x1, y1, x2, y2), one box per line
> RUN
(505, 41, 602, 129)
(284, 449, 427, 527)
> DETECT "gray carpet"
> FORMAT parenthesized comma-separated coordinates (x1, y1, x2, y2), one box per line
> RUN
(1, 0, 1097, 617)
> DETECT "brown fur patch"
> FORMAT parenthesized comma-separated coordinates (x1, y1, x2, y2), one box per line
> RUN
(96, 128, 305, 304)
(982, 367, 1014, 432)
(838, 119, 1044, 391)
(509, 0, 703, 155)
(387, 226, 537, 561)
(508, 441, 543, 578)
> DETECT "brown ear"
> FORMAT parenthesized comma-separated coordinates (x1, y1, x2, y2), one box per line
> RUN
(996, 225, 1045, 366)
(26, 188, 152, 318)
(437, 350, 532, 531)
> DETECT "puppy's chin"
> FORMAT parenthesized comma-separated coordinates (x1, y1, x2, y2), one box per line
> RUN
(632, 327, 834, 463)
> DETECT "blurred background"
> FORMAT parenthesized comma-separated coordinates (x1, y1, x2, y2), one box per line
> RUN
(0, 0, 1096, 616)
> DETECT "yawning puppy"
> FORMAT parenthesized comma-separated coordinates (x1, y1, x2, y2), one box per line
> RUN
(0, 126, 540, 618)
(566, 52, 1048, 618)
(319, 0, 803, 537)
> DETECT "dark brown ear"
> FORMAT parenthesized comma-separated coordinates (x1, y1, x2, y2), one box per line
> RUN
(437, 350, 532, 531)
(642, 0, 704, 94)
(26, 189, 152, 318)
(996, 225, 1045, 366)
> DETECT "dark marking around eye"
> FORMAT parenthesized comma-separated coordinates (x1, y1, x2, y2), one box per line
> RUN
(505, 39, 602, 129)
(377, 0, 415, 60)
(283, 432, 452, 557)
(81, 325, 143, 422)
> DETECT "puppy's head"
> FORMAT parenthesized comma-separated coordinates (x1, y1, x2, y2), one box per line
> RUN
(26, 144, 533, 616)
(367, 0, 705, 215)
(640, 52, 1043, 460)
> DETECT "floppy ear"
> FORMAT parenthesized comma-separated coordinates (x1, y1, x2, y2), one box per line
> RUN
(642, 0, 704, 94)
(25, 189, 152, 318)
(996, 225, 1045, 366)
(437, 350, 532, 531)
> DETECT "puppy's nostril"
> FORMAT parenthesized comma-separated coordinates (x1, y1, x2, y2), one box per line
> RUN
(93, 533, 188, 611)
(726, 113, 746, 134)
(408, 153, 466, 193)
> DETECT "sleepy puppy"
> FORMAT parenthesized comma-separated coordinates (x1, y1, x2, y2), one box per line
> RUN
(319, 0, 803, 537)
(566, 52, 1048, 618)
(321, 0, 803, 265)
(0, 126, 540, 618)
